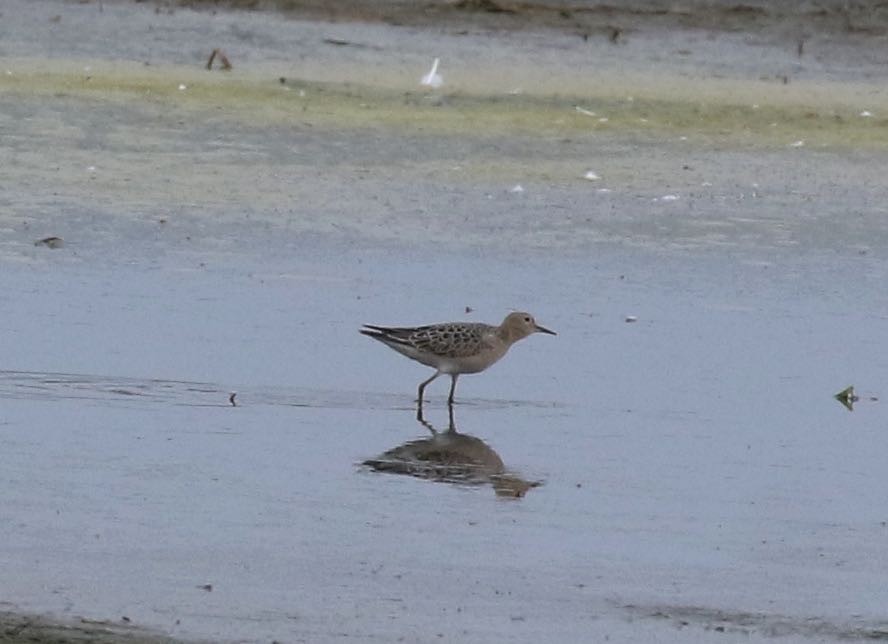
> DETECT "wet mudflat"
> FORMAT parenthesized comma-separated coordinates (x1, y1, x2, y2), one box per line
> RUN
(2, 0, 888, 642)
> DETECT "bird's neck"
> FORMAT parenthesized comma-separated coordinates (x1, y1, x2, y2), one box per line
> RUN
(496, 326, 517, 345)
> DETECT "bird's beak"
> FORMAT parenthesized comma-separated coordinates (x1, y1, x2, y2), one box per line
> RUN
(535, 323, 556, 335)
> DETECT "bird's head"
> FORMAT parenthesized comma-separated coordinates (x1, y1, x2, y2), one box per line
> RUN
(500, 311, 556, 342)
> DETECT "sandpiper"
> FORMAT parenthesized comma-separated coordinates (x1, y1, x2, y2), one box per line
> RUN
(360, 311, 556, 406)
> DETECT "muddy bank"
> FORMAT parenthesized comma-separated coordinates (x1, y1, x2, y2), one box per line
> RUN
(155, 0, 888, 38)
(0, 611, 188, 643)
(3, 0, 888, 261)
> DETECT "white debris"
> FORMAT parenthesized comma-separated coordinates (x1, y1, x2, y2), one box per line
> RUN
(87, 165, 96, 172)
(598, 117, 609, 123)
(583, 171, 600, 181)
(420, 58, 443, 88)
(575, 106, 596, 117)
(508, 184, 525, 193)
(178, 84, 187, 91)
(860, 110, 873, 117)
(596, 188, 612, 194)
(789, 140, 805, 147)
(659, 194, 679, 201)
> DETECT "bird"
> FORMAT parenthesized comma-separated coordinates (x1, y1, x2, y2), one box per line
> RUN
(360, 311, 555, 407)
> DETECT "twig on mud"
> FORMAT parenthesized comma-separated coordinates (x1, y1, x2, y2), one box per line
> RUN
(322, 38, 384, 50)
(206, 48, 232, 71)
(35, 236, 64, 249)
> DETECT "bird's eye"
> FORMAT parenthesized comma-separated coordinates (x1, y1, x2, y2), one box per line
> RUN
(524, 316, 531, 323)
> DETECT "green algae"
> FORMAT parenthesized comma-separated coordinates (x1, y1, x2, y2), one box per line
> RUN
(2, 62, 887, 152)
(0, 59, 888, 158)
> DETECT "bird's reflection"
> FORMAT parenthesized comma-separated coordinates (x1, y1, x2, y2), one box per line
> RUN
(364, 404, 540, 498)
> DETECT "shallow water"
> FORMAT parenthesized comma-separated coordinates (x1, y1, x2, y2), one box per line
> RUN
(3, 1, 888, 642)
(3, 236, 888, 642)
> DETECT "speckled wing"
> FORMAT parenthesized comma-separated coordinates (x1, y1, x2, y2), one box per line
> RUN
(409, 323, 494, 358)
(362, 322, 494, 359)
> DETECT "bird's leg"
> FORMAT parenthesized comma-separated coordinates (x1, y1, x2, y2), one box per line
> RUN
(447, 374, 459, 405)
(416, 371, 440, 407)
(417, 404, 434, 430)
(446, 399, 456, 432)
